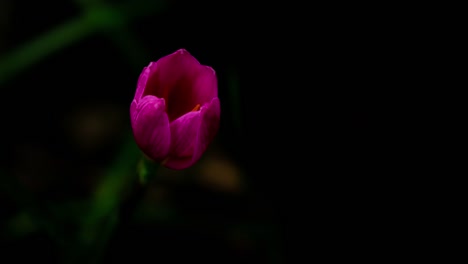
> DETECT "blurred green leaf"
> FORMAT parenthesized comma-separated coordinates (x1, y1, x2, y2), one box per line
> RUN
(0, 16, 95, 84)
(59, 133, 142, 263)
(6, 211, 37, 237)
(81, 133, 140, 235)
(0, 0, 167, 84)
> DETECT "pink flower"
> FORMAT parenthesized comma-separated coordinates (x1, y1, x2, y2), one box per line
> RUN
(130, 49, 220, 170)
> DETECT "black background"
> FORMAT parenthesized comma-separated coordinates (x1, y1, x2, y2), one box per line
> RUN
(0, 0, 432, 263)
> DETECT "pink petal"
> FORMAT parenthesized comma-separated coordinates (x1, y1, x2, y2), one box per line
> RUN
(133, 62, 154, 101)
(163, 97, 220, 170)
(143, 49, 217, 121)
(192, 66, 218, 105)
(130, 96, 171, 162)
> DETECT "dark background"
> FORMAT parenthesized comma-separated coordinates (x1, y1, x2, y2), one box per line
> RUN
(1, 0, 430, 263)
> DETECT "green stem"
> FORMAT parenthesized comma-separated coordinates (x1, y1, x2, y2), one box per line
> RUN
(73, 145, 159, 263)
(120, 156, 159, 224)
(95, 157, 159, 262)
(68, 134, 140, 263)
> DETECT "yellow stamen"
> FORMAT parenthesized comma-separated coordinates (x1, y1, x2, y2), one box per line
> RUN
(191, 104, 201, 112)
